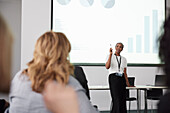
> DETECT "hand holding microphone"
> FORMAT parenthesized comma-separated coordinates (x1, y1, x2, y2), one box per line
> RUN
(110, 44, 113, 54)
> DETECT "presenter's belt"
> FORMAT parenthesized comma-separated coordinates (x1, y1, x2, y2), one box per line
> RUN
(112, 73, 124, 77)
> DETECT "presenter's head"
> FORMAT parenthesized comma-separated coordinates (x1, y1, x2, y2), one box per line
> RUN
(23, 31, 74, 93)
(115, 42, 124, 55)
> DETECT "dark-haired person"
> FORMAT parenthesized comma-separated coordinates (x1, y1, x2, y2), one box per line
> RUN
(157, 15, 170, 113)
(0, 13, 12, 113)
(105, 42, 131, 113)
(0, 13, 12, 93)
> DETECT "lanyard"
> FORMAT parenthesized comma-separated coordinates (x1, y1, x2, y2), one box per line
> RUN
(115, 54, 121, 72)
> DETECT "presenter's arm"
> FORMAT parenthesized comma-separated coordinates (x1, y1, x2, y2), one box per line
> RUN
(105, 48, 113, 69)
(124, 68, 130, 87)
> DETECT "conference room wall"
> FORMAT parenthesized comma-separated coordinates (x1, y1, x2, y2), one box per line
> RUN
(20, 0, 169, 111)
(0, 0, 168, 111)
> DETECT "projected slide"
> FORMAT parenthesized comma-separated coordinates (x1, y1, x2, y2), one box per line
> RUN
(52, 0, 165, 64)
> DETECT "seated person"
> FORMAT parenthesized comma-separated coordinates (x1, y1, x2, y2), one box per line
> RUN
(157, 15, 170, 113)
(0, 13, 12, 113)
(5, 31, 99, 113)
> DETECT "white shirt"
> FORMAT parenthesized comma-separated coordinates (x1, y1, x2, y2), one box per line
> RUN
(106, 54, 127, 75)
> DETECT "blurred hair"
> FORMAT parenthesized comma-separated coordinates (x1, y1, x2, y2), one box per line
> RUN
(158, 15, 170, 87)
(0, 13, 13, 93)
(22, 31, 74, 93)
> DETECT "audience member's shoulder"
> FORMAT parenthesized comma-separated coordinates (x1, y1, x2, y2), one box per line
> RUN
(68, 75, 85, 92)
(12, 70, 28, 82)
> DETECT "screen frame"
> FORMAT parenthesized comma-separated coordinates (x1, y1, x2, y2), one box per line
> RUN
(51, 0, 166, 66)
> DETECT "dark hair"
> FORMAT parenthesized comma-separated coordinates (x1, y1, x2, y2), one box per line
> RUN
(115, 42, 124, 49)
(158, 15, 170, 87)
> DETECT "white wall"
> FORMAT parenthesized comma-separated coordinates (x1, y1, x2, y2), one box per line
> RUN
(21, 0, 51, 69)
(0, 0, 162, 111)
(21, 0, 168, 111)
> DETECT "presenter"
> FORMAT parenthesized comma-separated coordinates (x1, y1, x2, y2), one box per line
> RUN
(105, 42, 130, 113)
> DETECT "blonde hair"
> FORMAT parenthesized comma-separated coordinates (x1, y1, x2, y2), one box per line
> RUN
(23, 31, 74, 93)
(0, 13, 13, 93)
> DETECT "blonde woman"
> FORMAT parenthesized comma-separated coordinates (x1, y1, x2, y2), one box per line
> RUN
(6, 31, 99, 113)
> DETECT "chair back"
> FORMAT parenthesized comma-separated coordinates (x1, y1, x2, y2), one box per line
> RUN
(128, 77, 135, 86)
(74, 66, 90, 100)
(155, 75, 167, 86)
(126, 77, 135, 99)
(74, 66, 88, 84)
(147, 75, 165, 100)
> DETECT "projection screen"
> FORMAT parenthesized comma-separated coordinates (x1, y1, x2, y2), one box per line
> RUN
(52, 0, 165, 65)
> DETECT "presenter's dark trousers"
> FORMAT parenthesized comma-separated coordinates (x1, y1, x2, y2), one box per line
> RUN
(109, 73, 127, 113)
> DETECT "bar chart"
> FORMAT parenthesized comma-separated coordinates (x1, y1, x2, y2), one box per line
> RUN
(53, 0, 165, 64)
(128, 10, 159, 54)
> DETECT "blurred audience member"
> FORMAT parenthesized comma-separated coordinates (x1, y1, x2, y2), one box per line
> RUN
(158, 15, 170, 113)
(0, 13, 12, 112)
(0, 13, 12, 93)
